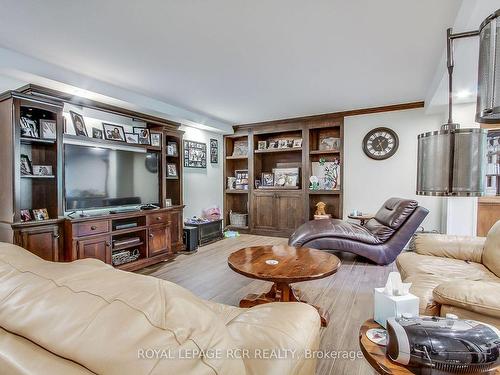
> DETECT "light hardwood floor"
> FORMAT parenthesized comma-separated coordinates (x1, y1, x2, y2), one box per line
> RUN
(139, 234, 395, 375)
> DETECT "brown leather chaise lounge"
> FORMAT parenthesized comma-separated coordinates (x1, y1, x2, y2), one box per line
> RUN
(289, 198, 428, 265)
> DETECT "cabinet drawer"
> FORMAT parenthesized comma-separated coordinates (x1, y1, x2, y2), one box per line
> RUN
(74, 220, 109, 237)
(147, 212, 170, 225)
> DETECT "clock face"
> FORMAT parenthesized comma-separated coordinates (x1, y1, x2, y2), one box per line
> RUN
(362, 127, 399, 160)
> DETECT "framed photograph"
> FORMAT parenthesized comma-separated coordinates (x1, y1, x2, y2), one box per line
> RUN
(319, 136, 341, 151)
(273, 167, 299, 188)
(293, 138, 303, 148)
(210, 138, 218, 164)
(235, 169, 249, 189)
(20, 209, 33, 222)
(125, 132, 139, 144)
(311, 159, 341, 190)
(92, 127, 103, 139)
(261, 172, 274, 186)
(103, 123, 126, 142)
(32, 208, 49, 221)
(32, 165, 53, 176)
(69, 111, 88, 137)
(165, 198, 172, 207)
(268, 140, 278, 149)
(40, 119, 57, 140)
(184, 140, 207, 168)
(232, 140, 248, 157)
(167, 141, 178, 156)
(20, 154, 33, 175)
(20, 117, 39, 139)
(258, 141, 267, 150)
(151, 132, 162, 147)
(278, 139, 289, 149)
(167, 163, 178, 178)
(133, 127, 151, 145)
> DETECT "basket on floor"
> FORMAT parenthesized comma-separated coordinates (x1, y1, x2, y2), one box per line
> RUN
(229, 211, 248, 227)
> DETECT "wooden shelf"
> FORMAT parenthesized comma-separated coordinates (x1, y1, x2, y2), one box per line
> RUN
(309, 150, 340, 155)
(225, 225, 249, 230)
(166, 154, 179, 157)
(225, 189, 248, 194)
(63, 134, 151, 150)
(21, 175, 55, 179)
(111, 225, 147, 236)
(308, 190, 342, 195)
(113, 241, 144, 252)
(254, 148, 302, 154)
(226, 155, 248, 160)
(166, 176, 179, 180)
(256, 187, 301, 191)
(21, 137, 56, 145)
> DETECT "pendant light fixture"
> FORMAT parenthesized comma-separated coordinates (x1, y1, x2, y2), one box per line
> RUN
(416, 10, 500, 196)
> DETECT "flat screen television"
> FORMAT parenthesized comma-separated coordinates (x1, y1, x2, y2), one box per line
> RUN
(64, 144, 160, 211)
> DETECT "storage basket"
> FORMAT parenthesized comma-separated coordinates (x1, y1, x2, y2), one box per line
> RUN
(229, 211, 248, 227)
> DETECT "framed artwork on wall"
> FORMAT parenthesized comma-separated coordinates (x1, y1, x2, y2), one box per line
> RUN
(69, 111, 88, 137)
(210, 138, 218, 164)
(184, 140, 207, 168)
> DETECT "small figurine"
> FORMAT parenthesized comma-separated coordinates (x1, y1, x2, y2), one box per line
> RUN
(315, 202, 327, 216)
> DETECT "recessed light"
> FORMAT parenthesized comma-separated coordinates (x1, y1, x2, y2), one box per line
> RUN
(455, 90, 472, 99)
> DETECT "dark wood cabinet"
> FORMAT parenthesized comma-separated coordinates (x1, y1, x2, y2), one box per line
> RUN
(77, 235, 111, 264)
(253, 191, 304, 235)
(13, 223, 61, 262)
(148, 224, 171, 257)
(168, 208, 183, 252)
(253, 192, 276, 231)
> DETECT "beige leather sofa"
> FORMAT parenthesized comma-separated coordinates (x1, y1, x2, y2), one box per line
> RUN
(396, 221, 500, 328)
(0, 242, 320, 375)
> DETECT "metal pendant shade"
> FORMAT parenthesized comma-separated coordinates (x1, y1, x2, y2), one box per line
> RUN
(416, 10, 499, 197)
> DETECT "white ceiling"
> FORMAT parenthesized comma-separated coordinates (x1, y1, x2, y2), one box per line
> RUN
(0, 0, 461, 125)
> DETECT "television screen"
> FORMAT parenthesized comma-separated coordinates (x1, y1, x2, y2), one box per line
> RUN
(64, 144, 159, 211)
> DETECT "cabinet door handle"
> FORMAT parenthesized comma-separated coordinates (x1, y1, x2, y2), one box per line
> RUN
(90, 226, 97, 230)
(156, 217, 162, 221)
(149, 233, 154, 238)
(53, 234, 60, 239)
(105, 241, 111, 247)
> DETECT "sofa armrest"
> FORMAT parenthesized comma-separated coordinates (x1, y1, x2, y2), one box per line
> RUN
(433, 280, 500, 319)
(414, 233, 485, 263)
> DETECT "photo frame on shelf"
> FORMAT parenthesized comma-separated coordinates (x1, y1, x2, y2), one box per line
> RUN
(311, 158, 341, 190)
(261, 172, 274, 187)
(234, 169, 249, 189)
(32, 208, 49, 221)
(165, 198, 172, 207)
(20, 154, 33, 175)
(184, 140, 207, 168)
(167, 141, 178, 156)
(32, 165, 53, 176)
(133, 127, 151, 145)
(278, 139, 289, 149)
(257, 141, 267, 150)
(69, 111, 88, 137)
(151, 132, 162, 147)
(20, 117, 39, 139)
(210, 138, 218, 164)
(273, 167, 299, 188)
(268, 140, 278, 149)
(167, 163, 178, 178)
(293, 138, 303, 148)
(92, 127, 103, 139)
(20, 209, 33, 223)
(40, 119, 56, 140)
(125, 132, 139, 144)
(232, 140, 248, 157)
(319, 136, 341, 151)
(103, 123, 126, 142)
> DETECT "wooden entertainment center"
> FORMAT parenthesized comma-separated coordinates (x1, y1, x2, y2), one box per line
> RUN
(0, 85, 185, 271)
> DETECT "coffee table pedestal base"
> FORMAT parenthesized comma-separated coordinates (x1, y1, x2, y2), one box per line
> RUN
(239, 282, 329, 327)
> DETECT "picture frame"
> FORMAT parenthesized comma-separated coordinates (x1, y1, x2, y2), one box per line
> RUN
(273, 167, 299, 188)
(32, 208, 49, 221)
(133, 127, 151, 145)
(20, 209, 33, 222)
(69, 111, 88, 137)
(210, 138, 218, 164)
(319, 136, 341, 151)
(167, 163, 178, 178)
(268, 140, 278, 149)
(167, 141, 178, 156)
(125, 132, 139, 144)
(40, 119, 57, 140)
(184, 140, 207, 168)
(165, 199, 172, 207)
(278, 139, 289, 149)
(20, 154, 33, 175)
(232, 140, 248, 157)
(151, 132, 162, 147)
(234, 169, 249, 189)
(103, 123, 126, 142)
(32, 165, 53, 176)
(20, 117, 39, 139)
(257, 141, 267, 150)
(311, 159, 341, 190)
(92, 127, 103, 139)
(292, 138, 303, 148)
(261, 172, 274, 186)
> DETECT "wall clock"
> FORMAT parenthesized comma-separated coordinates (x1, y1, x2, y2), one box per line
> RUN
(362, 127, 399, 160)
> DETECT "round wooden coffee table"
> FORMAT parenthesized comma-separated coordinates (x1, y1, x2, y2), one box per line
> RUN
(228, 245, 341, 326)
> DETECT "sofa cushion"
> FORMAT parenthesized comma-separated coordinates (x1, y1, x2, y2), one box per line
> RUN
(433, 280, 500, 319)
(414, 233, 485, 263)
(372, 198, 417, 229)
(440, 306, 500, 329)
(483, 220, 500, 277)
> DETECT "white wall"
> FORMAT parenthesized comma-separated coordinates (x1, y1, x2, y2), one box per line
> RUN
(180, 126, 224, 219)
(344, 108, 443, 232)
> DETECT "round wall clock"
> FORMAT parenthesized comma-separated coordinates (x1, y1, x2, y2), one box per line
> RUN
(362, 127, 399, 160)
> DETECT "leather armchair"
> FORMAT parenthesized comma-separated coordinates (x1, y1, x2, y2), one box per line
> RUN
(0, 242, 320, 375)
(289, 198, 429, 265)
(396, 220, 500, 328)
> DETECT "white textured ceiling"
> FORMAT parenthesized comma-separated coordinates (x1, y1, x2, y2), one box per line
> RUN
(0, 0, 461, 125)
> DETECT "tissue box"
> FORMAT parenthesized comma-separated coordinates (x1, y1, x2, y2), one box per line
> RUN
(374, 287, 419, 328)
